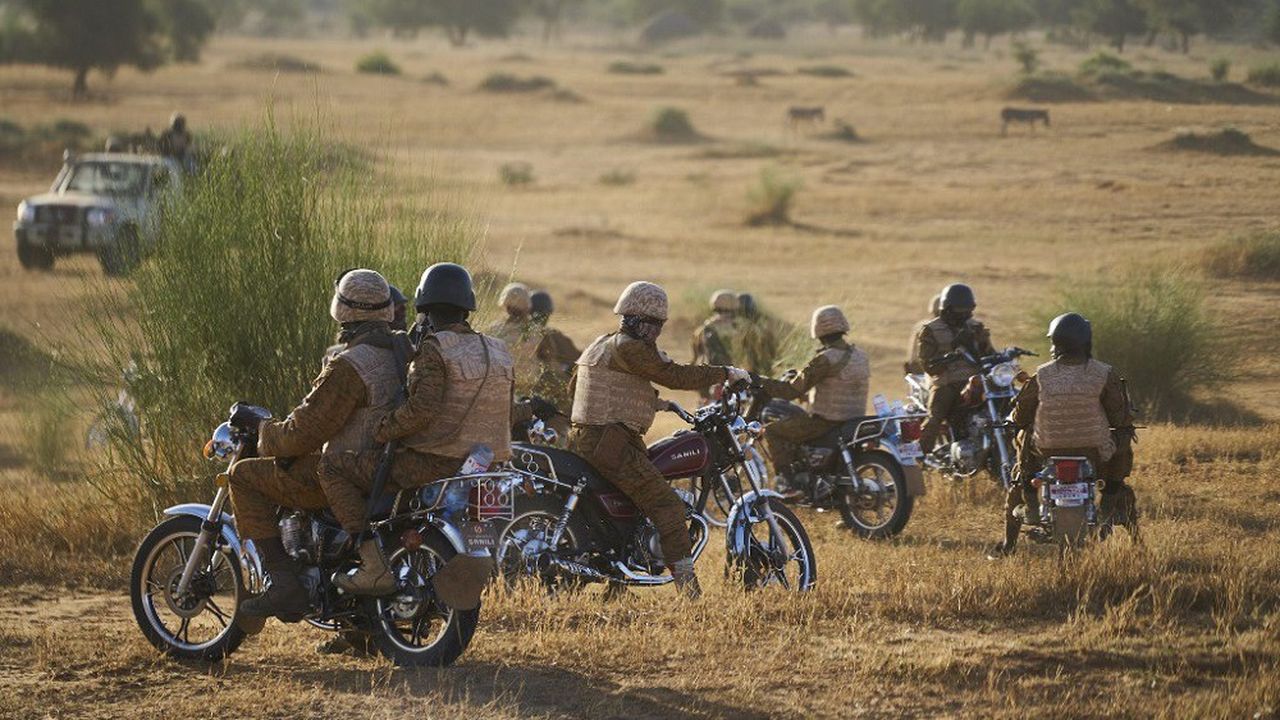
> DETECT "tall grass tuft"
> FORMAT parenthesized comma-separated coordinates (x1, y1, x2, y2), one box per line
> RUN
(745, 166, 801, 227)
(1041, 269, 1228, 421)
(1200, 233, 1280, 281)
(356, 51, 400, 75)
(84, 118, 477, 509)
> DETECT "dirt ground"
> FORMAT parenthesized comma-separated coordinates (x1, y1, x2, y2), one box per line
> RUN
(1, 27, 1278, 719)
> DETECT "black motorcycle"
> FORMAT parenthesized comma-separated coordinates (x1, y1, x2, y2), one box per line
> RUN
(129, 403, 516, 666)
(752, 388, 926, 539)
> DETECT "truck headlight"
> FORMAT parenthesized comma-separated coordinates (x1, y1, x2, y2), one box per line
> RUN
(86, 208, 116, 227)
(17, 201, 34, 224)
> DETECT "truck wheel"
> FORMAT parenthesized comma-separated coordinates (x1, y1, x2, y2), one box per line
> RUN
(98, 226, 142, 276)
(17, 242, 54, 271)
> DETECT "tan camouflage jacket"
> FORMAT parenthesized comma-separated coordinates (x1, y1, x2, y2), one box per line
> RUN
(1010, 357, 1132, 431)
(258, 358, 366, 458)
(757, 339, 849, 401)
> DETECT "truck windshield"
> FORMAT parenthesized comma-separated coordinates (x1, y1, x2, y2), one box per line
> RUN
(62, 161, 148, 196)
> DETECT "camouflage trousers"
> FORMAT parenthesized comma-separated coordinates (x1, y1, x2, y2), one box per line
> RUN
(919, 381, 965, 455)
(317, 449, 464, 534)
(763, 415, 841, 472)
(568, 423, 692, 565)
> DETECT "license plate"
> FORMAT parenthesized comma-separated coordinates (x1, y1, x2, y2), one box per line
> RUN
(898, 440, 922, 462)
(1048, 482, 1090, 505)
(460, 521, 497, 555)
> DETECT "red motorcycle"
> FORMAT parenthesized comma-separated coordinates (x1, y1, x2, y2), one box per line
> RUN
(495, 382, 817, 592)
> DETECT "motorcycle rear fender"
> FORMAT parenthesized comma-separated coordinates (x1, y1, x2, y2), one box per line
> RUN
(163, 503, 264, 592)
(724, 489, 786, 557)
(851, 444, 927, 498)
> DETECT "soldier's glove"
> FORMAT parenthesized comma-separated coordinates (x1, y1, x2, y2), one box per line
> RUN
(529, 396, 559, 422)
(229, 402, 272, 433)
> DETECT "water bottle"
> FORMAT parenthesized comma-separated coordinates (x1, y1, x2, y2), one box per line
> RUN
(441, 482, 469, 521)
(872, 394, 891, 417)
(459, 444, 494, 475)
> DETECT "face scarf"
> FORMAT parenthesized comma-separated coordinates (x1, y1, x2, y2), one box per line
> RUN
(621, 315, 664, 342)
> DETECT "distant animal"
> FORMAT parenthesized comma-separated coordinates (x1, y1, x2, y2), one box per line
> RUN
(1001, 107, 1050, 136)
(787, 106, 826, 130)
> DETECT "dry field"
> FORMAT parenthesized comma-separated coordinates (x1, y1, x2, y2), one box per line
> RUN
(1, 28, 1278, 718)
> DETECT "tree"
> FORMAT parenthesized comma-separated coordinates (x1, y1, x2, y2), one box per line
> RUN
(1074, 0, 1148, 51)
(7, 0, 212, 98)
(526, 0, 584, 43)
(1137, 0, 1247, 52)
(359, 0, 521, 45)
(628, 0, 724, 26)
(957, 0, 1036, 47)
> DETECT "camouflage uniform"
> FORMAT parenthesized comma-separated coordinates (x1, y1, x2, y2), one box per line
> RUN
(1003, 357, 1136, 546)
(691, 313, 738, 400)
(914, 316, 996, 454)
(488, 316, 543, 396)
(759, 339, 871, 471)
(734, 313, 786, 376)
(569, 332, 727, 564)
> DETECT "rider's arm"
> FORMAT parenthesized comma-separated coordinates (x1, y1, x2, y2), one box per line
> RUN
(258, 357, 366, 458)
(757, 352, 833, 400)
(374, 341, 447, 444)
(916, 325, 947, 374)
(1009, 375, 1039, 430)
(614, 335, 728, 391)
(973, 321, 996, 357)
(1101, 368, 1134, 428)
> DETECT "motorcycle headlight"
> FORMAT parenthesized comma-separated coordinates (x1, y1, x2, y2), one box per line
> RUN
(202, 422, 237, 461)
(17, 201, 34, 224)
(990, 362, 1018, 388)
(86, 207, 116, 227)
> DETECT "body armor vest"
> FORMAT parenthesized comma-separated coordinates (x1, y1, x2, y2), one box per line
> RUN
(405, 331, 514, 461)
(323, 343, 401, 457)
(571, 334, 661, 434)
(809, 346, 870, 421)
(922, 317, 983, 386)
(491, 318, 542, 395)
(1033, 359, 1115, 461)
(699, 315, 737, 365)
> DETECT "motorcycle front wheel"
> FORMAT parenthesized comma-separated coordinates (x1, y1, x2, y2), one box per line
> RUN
(838, 451, 914, 539)
(362, 530, 480, 667)
(728, 498, 817, 592)
(130, 515, 246, 661)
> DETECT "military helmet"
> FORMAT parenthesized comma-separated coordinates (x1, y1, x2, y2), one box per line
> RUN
(614, 281, 668, 321)
(738, 292, 757, 318)
(170, 112, 186, 132)
(1048, 312, 1092, 357)
(530, 290, 553, 317)
(415, 263, 476, 312)
(810, 305, 850, 339)
(929, 293, 942, 317)
(330, 268, 393, 324)
(498, 282, 531, 314)
(940, 283, 976, 310)
(711, 289, 737, 312)
(389, 284, 407, 308)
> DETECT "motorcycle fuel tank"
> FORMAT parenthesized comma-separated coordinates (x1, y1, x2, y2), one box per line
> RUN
(648, 431, 710, 479)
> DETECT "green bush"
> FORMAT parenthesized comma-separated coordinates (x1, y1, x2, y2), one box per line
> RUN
(745, 166, 801, 227)
(355, 51, 400, 75)
(648, 106, 700, 141)
(608, 60, 664, 75)
(797, 65, 853, 78)
(1200, 233, 1280, 281)
(598, 169, 636, 185)
(83, 120, 477, 502)
(499, 161, 534, 186)
(1079, 52, 1132, 77)
(1246, 62, 1280, 87)
(479, 73, 556, 92)
(1042, 270, 1228, 420)
(21, 389, 75, 480)
(1012, 41, 1040, 75)
(1210, 58, 1231, 82)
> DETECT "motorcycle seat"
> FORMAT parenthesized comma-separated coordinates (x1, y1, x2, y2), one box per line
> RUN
(510, 443, 616, 492)
(813, 415, 886, 447)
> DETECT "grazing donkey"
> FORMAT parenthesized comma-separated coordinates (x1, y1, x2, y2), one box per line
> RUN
(787, 106, 826, 131)
(1001, 107, 1050, 136)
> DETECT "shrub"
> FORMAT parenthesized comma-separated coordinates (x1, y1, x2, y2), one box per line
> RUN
(499, 161, 534, 186)
(599, 169, 636, 185)
(1246, 62, 1280, 87)
(1012, 41, 1040, 75)
(797, 65, 853, 78)
(823, 120, 861, 143)
(355, 51, 400, 75)
(83, 120, 477, 504)
(1007, 72, 1096, 102)
(421, 71, 449, 86)
(1210, 58, 1231, 82)
(1199, 233, 1280, 281)
(231, 53, 322, 74)
(20, 389, 75, 480)
(479, 73, 556, 92)
(648, 106, 700, 142)
(1042, 270, 1228, 420)
(745, 166, 801, 227)
(608, 60, 664, 75)
(1079, 52, 1132, 77)
(1158, 127, 1278, 156)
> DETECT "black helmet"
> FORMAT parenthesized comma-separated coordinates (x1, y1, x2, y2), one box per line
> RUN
(1048, 313, 1092, 358)
(737, 292, 758, 318)
(389, 284, 407, 307)
(530, 290, 553, 317)
(415, 263, 476, 312)
(940, 283, 976, 310)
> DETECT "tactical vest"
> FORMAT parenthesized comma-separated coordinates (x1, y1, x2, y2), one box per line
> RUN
(699, 315, 737, 366)
(571, 333, 661, 434)
(491, 318, 542, 394)
(809, 346, 871, 421)
(1033, 359, 1116, 461)
(922, 317, 983, 386)
(405, 331, 514, 461)
(323, 343, 402, 457)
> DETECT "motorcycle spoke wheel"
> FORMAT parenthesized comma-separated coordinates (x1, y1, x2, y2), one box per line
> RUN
(733, 499, 816, 592)
(496, 507, 582, 591)
(838, 453, 913, 540)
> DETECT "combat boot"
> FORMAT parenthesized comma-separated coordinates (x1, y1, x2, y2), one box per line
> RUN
(671, 558, 701, 599)
(334, 539, 398, 596)
(985, 517, 1022, 560)
(242, 539, 311, 620)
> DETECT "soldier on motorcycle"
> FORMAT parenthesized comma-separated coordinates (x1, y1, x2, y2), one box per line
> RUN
(988, 312, 1138, 558)
(734, 292, 785, 377)
(904, 293, 942, 375)
(691, 289, 741, 400)
(569, 281, 750, 598)
(758, 306, 871, 496)
(914, 283, 998, 460)
(318, 263, 515, 608)
(227, 269, 405, 621)
(487, 282, 541, 395)
(528, 289, 581, 418)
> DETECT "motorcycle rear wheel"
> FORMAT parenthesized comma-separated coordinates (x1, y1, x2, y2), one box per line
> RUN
(130, 515, 246, 661)
(363, 531, 479, 667)
(1052, 506, 1089, 555)
(838, 451, 914, 540)
(494, 496, 590, 591)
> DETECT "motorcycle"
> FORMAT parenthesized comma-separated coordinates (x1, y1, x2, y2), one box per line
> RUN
(129, 403, 517, 667)
(1028, 455, 1097, 553)
(754, 389, 927, 539)
(905, 347, 1037, 490)
(495, 382, 817, 593)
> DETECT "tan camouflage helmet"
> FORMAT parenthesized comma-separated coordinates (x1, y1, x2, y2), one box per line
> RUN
(711, 289, 737, 312)
(498, 282, 532, 315)
(331, 268, 394, 324)
(810, 305, 850, 339)
(614, 281, 669, 321)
